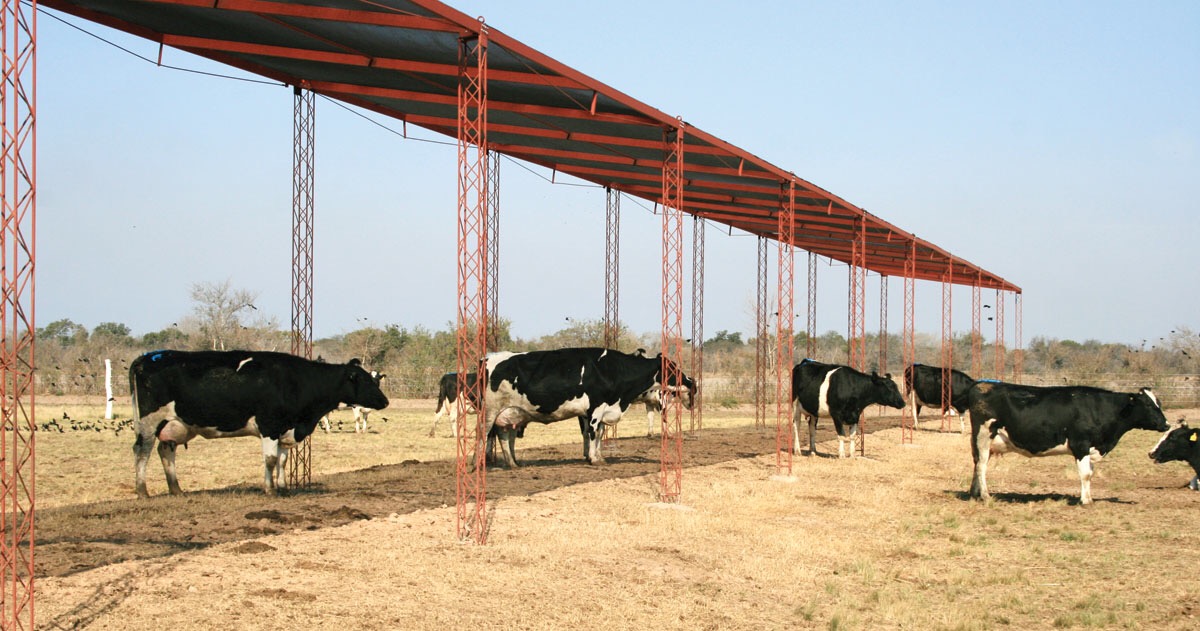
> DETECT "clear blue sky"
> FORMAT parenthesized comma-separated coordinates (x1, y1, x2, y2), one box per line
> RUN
(36, 1, 1199, 347)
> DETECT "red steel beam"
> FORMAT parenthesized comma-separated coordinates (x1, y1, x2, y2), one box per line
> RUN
(455, 28, 489, 544)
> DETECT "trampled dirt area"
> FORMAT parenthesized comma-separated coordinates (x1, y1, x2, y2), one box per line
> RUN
(31, 401, 1200, 630)
(34, 416, 863, 579)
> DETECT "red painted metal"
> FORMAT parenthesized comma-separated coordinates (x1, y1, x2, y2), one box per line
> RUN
(603, 187, 620, 349)
(755, 236, 768, 429)
(900, 242, 917, 444)
(941, 266, 954, 432)
(1, 0, 37, 623)
(994, 289, 1006, 380)
(878, 275, 888, 375)
(455, 27, 489, 543)
(1014, 293, 1024, 382)
(806, 250, 817, 358)
(659, 122, 685, 503)
(689, 216, 705, 433)
(776, 183, 796, 474)
(486, 150, 500, 349)
(971, 278, 982, 380)
(848, 218, 867, 454)
(287, 86, 316, 490)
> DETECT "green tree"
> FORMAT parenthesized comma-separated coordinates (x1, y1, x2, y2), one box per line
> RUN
(38, 318, 87, 346)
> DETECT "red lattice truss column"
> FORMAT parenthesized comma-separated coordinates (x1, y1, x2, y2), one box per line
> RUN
(287, 86, 316, 491)
(755, 236, 768, 429)
(1, 1, 36, 625)
(659, 123, 685, 503)
(848, 217, 867, 454)
(941, 265, 954, 431)
(1014, 293, 1024, 382)
(603, 187, 620, 349)
(806, 251, 817, 358)
(455, 27, 490, 543)
(775, 182, 796, 475)
(994, 289, 1006, 380)
(689, 216, 704, 433)
(900, 242, 917, 444)
(971, 278, 982, 380)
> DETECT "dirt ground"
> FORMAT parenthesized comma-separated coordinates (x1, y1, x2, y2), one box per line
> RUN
(31, 403, 1200, 630)
(34, 414, 874, 579)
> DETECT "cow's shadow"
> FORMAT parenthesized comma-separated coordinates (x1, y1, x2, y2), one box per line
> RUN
(946, 490, 1134, 506)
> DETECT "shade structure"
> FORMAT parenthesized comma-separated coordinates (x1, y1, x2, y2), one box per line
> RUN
(43, 0, 1019, 292)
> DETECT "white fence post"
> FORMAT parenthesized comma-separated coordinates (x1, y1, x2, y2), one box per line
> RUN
(105, 358, 114, 420)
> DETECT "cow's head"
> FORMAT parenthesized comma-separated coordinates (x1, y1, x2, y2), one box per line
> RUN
(1149, 421, 1197, 463)
(657, 356, 697, 410)
(872, 371, 907, 410)
(342, 359, 390, 411)
(1129, 388, 1169, 432)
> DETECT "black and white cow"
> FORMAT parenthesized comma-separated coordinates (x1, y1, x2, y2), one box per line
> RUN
(903, 363, 975, 431)
(1149, 422, 1200, 491)
(130, 350, 389, 498)
(791, 359, 906, 458)
(967, 381, 1168, 504)
(428, 372, 479, 437)
(320, 370, 386, 433)
(482, 347, 696, 468)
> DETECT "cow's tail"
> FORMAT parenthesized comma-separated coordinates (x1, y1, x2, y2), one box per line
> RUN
(902, 365, 914, 397)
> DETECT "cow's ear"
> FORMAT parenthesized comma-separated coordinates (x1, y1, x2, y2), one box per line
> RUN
(348, 358, 362, 368)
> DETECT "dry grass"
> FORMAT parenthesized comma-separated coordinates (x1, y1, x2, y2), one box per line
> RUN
(30, 396, 1200, 630)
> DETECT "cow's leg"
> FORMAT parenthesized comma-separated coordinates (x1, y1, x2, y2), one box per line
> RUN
(846, 424, 859, 459)
(133, 426, 158, 499)
(1190, 475, 1200, 491)
(1077, 448, 1102, 505)
(449, 400, 460, 438)
(501, 427, 520, 468)
(646, 404, 658, 437)
(355, 408, 367, 433)
(791, 404, 803, 454)
(320, 415, 331, 433)
(910, 397, 922, 431)
(579, 416, 592, 462)
(969, 418, 992, 500)
(808, 414, 819, 456)
(157, 441, 184, 496)
(261, 437, 282, 495)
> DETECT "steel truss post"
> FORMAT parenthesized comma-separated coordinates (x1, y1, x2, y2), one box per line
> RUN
(848, 217, 867, 454)
(486, 149, 500, 349)
(0, 0, 36, 625)
(900, 242, 916, 444)
(603, 187, 620, 349)
(806, 251, 817, 358)
(1014, 293, 1023, 382)
(971, 278, 982, 380)
(754, 236, 768, 429)
(286, 86, 316, 491)
(689, 216, 704, 433)
(455, 26, 489, 543)
(600, 187, 619, 449)
(775, 182, 796, 474)
(878, 275, 888, 375)
(940, 265, 954, 432)
(285, 86, 314, 491)
(994, 289, 1006, 380)
(658, 122, 685, 503)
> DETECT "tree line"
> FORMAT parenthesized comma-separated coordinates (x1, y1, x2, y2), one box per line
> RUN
(35, 281, 1200, 406)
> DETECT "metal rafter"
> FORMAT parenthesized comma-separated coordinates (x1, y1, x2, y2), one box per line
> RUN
(286, 86, 316, 490)
(689, 216, 704, 433)
(455, 26, 488, 543)
(755, 236, 768, 429)
(658, 122, 685, 503)
(0, 0, 37, 624)
(775, 182, 795, 474)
